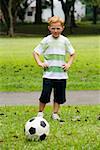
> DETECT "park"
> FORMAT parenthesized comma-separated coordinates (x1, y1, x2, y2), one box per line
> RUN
(0, 0, 100, 149)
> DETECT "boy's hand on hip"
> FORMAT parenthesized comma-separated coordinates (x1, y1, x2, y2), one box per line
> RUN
(39, 62, 48, 68)
(62, 63, 70, 71)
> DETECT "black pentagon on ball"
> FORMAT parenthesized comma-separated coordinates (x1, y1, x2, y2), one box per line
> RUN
(29, 127, 36, 135)
(29, 118, 35, 122)
(40, 134, 46, 141)
(40, 121, 46, 128)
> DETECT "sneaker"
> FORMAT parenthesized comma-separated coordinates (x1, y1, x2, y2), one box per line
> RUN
(52, 113, 61, 120)
(37, 112, 44, 117)
(52, 113, 65, 122)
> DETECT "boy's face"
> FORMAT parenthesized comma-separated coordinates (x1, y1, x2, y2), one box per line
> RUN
(48, 22, 64, 38)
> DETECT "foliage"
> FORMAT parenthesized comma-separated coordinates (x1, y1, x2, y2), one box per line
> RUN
(17, 0, 30, 22)
(58, 0, 76, 26)
(80, 0, 100, 24)
(0, 0, 23, 36)
(81, 0, 100, 6)
(0, 105, 100, 149)
(0, 0, 52, 34)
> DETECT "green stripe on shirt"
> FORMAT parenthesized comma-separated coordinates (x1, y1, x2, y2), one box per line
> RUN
(44, 54, 65, 61)
(44, 66, 64, 72)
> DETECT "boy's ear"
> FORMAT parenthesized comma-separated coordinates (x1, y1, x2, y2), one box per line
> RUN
(48, 26, 51, 31)
(62, 26, 65, 30)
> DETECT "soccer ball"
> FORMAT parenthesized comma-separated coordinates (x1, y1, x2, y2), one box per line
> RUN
(24, 117, 50, 141)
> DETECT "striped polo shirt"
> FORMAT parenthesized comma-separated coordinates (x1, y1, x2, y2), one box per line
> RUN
(34, 35, 75, 79)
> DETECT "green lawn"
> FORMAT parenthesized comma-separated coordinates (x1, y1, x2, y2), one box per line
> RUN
(0, 105, 100, 149)
(0, 35, 100, 91)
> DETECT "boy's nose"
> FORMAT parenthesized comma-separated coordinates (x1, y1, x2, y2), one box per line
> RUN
(54, 29, 58, 32)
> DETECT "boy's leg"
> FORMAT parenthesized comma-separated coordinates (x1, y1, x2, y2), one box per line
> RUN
(53, 102, 60, 113)
(52, 102, 65, 122)
(37, 78, 52, 117)
(37, 101, 46, 117)
(52, 102, 61, 120)
(39, 101, 46, 112)
(52, 79, 66, 121)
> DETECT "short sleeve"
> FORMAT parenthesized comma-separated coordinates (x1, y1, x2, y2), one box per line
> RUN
(65, 38, 75, 55)
(34, 37, 48, 55)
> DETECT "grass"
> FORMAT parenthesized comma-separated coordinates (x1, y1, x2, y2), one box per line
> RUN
(0, 35, 100, 91)
(0, 105, 100, 149)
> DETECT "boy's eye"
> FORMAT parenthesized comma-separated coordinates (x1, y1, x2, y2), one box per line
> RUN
(51, 27, 61, 30)
(57, 28, 61, 30)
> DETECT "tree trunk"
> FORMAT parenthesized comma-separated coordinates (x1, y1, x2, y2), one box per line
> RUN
(69, 0, 77, 33)
(51, 0, 54, 16)
(35, 0, 42, 23)
(1, 0, 10, 35)
(59, 0, 67, 23)
(8, 0, 14, 36)
(93, 6, 97, 24)
(59, 0, 72, 24)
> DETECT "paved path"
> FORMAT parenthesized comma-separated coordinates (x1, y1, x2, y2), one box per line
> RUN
(0, 91, 100, 106)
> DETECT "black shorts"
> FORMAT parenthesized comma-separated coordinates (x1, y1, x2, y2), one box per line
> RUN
(39, 78, 66, 104)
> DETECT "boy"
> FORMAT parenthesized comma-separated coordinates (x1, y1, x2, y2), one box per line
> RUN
(33, 16, 75, 121)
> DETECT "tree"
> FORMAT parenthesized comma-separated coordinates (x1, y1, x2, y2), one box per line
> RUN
(1, 0, 10, 35)
(58, 0, 76, 26)
(8, 0, 13, 36)
(1, 0, 23, 36)
(35, 0, 42, 23)
(35, 0, 53, 23)
(42, 0, 54, 17)
(17, 0, 30, 22)
(81, 0, 100, 24)
(51, 0, 54, 16)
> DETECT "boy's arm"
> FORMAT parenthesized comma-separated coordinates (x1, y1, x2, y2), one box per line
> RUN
(62, 53, 75, 71)
(33, 51, 48, 68)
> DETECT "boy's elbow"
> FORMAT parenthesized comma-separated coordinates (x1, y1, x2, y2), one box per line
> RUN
(33, 51, 40, 58)
(33, 51, 36, 57)
(71, 53, 76, 57)
(73, 53, 76, 57)
(73, 53, 76, 59)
